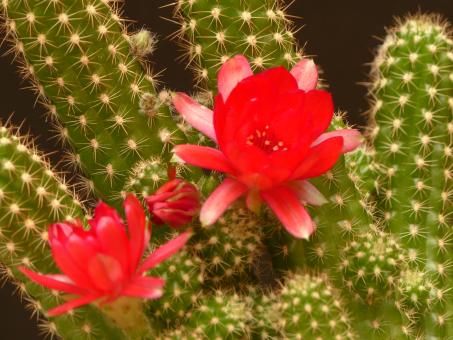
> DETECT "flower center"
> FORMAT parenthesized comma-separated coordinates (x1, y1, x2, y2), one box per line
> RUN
(246, 125, 288, 153)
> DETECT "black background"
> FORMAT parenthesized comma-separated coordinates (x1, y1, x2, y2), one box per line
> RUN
(1, 1, 453, 339)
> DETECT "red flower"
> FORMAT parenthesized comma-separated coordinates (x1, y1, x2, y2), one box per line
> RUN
(172, 56, 361, 239)
(19, 194, 191, 316)
(145, 169, 200, 228)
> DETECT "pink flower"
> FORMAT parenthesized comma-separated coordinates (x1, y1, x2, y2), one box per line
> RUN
(145, 169, 201, 228)
(19, 194, 191, 316)
(172, 55, 362, 239)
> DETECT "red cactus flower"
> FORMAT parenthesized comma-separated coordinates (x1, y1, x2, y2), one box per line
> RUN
(19, 194, 191, 316)
(172, 55, 362, 239)
(145, 169, 201, 228)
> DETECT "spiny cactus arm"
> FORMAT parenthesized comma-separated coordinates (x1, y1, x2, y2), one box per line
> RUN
(0, 124, 125, 339)
(175, 0, 304, 95)
(367, 15, 453, 338)
(0, 0, 186, 206)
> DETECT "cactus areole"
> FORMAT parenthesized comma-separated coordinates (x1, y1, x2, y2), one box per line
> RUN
(173, 55, 362, 239)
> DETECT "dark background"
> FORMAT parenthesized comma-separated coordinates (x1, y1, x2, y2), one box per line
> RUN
(1, 1, 452, 339)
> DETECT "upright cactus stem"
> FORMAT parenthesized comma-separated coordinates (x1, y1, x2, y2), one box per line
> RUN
(368, 16, 453, 338)
(0, 124, 124, 339)
(0, 0, 186, 206)
(175, 0, 304, 95)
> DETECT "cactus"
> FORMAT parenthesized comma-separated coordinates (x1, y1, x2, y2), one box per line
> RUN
(1, 1, 453, 339)
(0, 124, 124, 339)
(191, 208, 264, 288)
(145, 246, 205, 329)
(0, 0, 185, 205)
(175, 0, 304, 96)
(367, 15, 453, 338)
(263, 272, 354, 339)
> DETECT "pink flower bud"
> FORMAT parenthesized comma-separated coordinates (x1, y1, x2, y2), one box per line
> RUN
(145, 178, 201, 228)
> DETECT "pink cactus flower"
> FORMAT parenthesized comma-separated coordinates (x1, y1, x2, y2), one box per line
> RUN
(19, 194, 191, 316)
(172, 55, 362, 239)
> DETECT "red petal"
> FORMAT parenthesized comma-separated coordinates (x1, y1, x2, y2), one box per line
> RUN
(122, 276, 165, 299)
(214, 67, 298, 152)
(124, 194, 147, 270)
(287, 180, 328, 206)
(200, 178, 248, 226)
(299, 90, 334, 142)
(261, 186, 315, 239)
(87, 254, 123, 292)
(173, 144, 235, 174)
(47, 294, 100, 317)
(89, 202, 122, 230)
(312, 129, 362, 153)
(218, 55, 253, 101)
(18, 267, 84, 295)
(139, 231, 192, 273)
(292, 137, 343, 180)
(95, 216, 130, 276)
(172, 92, 217, 142)
(50, 238, 95, 291)
(290, 59, 318, 91)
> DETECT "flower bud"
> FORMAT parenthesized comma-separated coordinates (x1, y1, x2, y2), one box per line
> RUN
(145, 178, 200, 228)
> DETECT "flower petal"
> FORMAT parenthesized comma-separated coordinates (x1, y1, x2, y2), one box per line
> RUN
(89, 202, 122, 230)
(139, 231, 192, 273)
(292, 137, 343, 180)
(218, 55, 253, 101)
(261, 186, 315, 239)
(172, 92, 217, 142)
(290, 59, 318, 91)
(122, 276, 165, 299)
(47, 294, 100, 317)
(300, 90, 334, 142)
(124, 194, 147, 270)
(88, 254, 123, 292)
(312, 129, 362, 153)
(18, 267, 84, 295)
(173, 144, 235, 174)
(200, 178, 248, 226)
(288, 180, 328, 206)
(95, 216, 130, 276)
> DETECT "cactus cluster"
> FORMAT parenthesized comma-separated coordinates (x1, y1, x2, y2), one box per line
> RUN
(0, 0, 452, 339)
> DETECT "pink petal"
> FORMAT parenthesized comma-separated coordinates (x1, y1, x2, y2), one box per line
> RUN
(173, 144, 235, 174)
(312, 129, 362, 153)
(172, 92, 217, 142)
(261, 186, 315, 239)
(47, 294, 100, 317)
(218, 55, 253, 101)
(124, 194, 147, 271)
(122, 276, 165, 299)
(139, 231, 192, 273)
(18, 267, 84, 295)
(200, 178, 248, 226)
(290, 59, 318, 92)
(287, 180, 328, 206)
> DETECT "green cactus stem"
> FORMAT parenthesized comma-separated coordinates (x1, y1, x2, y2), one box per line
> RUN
(0, 0, 186, 206)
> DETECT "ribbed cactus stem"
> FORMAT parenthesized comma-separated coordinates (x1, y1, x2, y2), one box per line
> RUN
(368, 16, 453, 338)
(1, 0, 186, 206)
